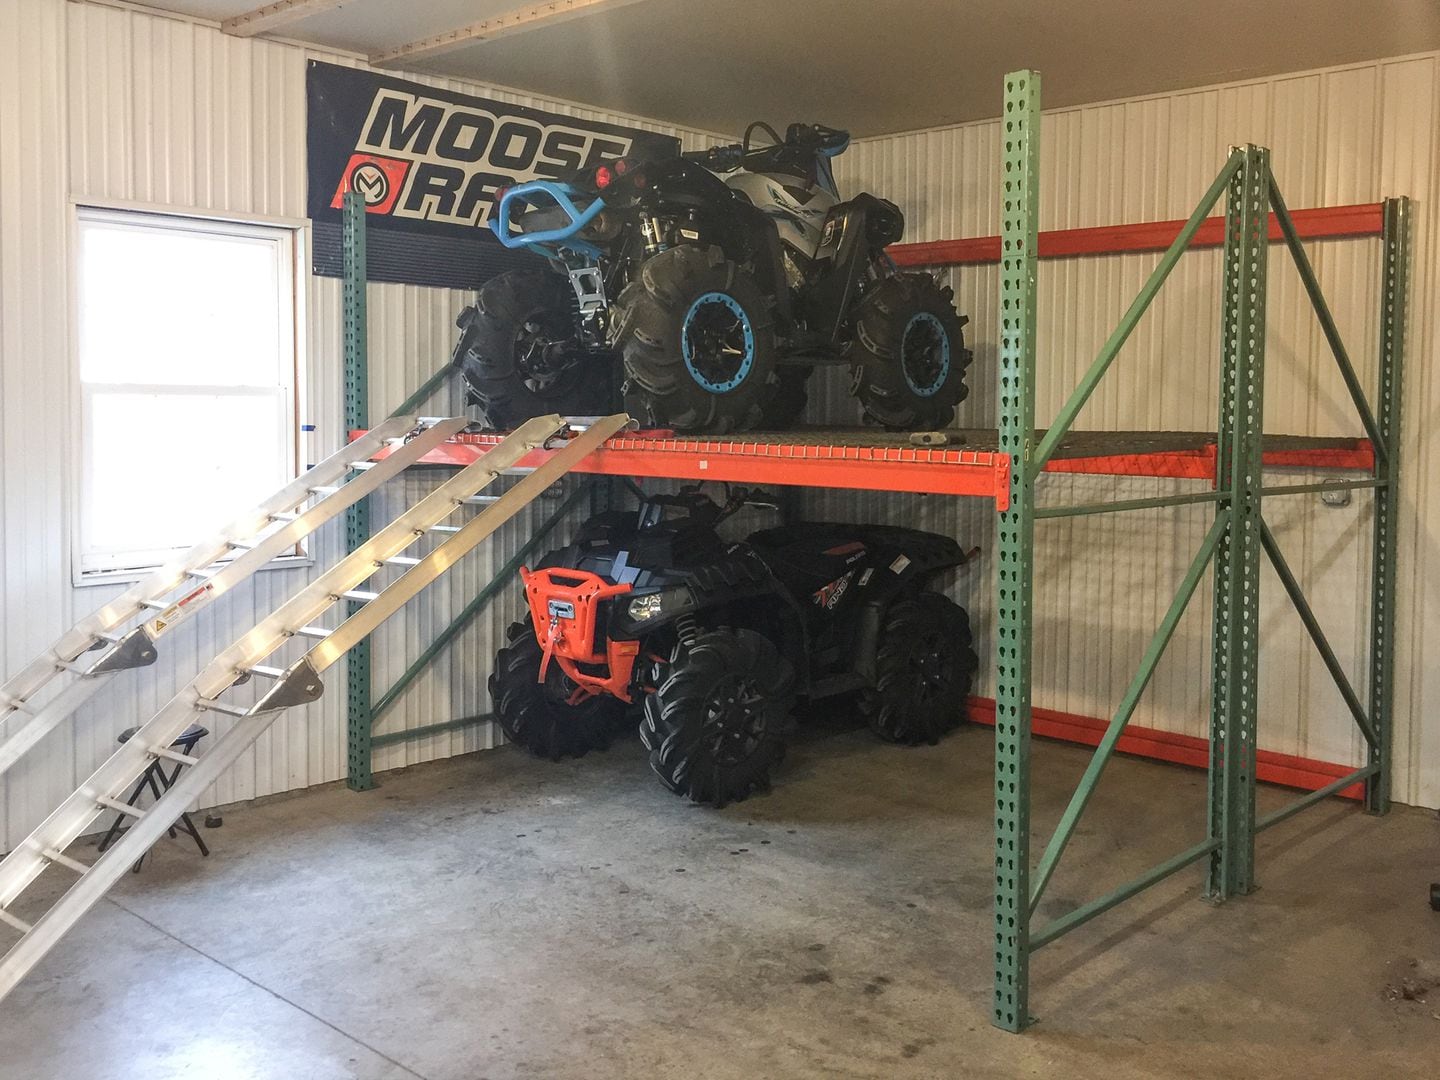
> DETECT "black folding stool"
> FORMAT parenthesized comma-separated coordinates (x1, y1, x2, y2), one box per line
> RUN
(96, 723, 210, 871)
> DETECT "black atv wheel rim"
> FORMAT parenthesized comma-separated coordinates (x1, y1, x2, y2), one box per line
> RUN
(542, 661, 591, 711)
(681, 292, 756, 394)
(901, 312, 951, 398)
(701, 673, 767, 766)
(907, 630, 957, 704)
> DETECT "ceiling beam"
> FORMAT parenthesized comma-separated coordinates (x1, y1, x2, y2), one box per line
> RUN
(369, 0, 652, 69)
(221, 0, 347, 38)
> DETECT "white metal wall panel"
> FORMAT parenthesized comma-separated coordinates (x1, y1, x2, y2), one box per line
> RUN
(0, 0, 714, 850)
(818, 55, 1439, 808)
(3, 2, 1437, 853)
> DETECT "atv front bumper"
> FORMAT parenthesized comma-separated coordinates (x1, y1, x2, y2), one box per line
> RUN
(521, 566, 639, 702)
(490, 180, 607, 258)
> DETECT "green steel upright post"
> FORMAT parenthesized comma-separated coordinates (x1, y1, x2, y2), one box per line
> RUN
(342, 190, 375, 792)
(1206, 147, 1269, 897)
(1365, 197, 1410, 815)
(992, 69, 1041, 1034)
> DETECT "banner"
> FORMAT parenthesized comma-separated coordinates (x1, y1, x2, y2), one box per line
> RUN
(306, 61, 680, 289)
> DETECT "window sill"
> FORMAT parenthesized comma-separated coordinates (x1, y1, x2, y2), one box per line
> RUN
(73, 553, 315, 589)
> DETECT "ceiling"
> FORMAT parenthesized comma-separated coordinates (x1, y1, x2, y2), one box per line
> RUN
(147, 0, 1440, 136)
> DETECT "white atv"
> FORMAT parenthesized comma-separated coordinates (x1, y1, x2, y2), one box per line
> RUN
(453, 121, 972, 434)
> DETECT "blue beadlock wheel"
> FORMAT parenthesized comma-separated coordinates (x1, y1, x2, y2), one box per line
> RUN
(901, 311, 952, 398)
(681, 291, 756, 393)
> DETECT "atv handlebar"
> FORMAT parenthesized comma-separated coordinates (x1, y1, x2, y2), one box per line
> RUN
(682, 122, 850, 174)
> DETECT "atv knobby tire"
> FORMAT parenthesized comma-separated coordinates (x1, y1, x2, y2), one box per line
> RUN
(640, 628, 796, 806)
(612, 245, 776, 434)
(850, 273, 971, 430)
(489, 621, 628, 760)
(859, 592, 978, 745)
(453, 269, 614, 430)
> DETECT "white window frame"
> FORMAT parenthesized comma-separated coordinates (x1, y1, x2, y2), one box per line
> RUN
(71, 201, 309, 586)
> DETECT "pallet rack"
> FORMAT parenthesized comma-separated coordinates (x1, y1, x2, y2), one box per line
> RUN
(339, 69, 1409, 1030)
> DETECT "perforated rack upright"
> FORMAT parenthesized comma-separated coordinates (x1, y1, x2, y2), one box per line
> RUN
(989, 69, 1409, 1031)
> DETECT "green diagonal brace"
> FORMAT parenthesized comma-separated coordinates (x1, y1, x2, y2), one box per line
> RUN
(1258, 517, 1377, 749)
(370, 481, 593, 724)
(391, 365, 455, 421)
(1267, 178, 1386, 461)
(1030, 154, 1241, 476)
(1029, 509, 1228, 913)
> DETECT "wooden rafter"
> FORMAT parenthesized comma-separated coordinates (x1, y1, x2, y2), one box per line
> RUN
(221, 0, 347, 38)
(369, 0, 652, 68)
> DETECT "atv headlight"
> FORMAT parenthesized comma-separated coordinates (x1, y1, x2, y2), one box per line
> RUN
(627, 593, 665, 622)
(626, 586, 692, 623)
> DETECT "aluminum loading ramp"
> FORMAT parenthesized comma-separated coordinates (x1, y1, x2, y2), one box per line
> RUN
(0, 413, 630, 1002)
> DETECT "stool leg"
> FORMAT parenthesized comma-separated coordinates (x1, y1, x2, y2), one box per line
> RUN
(176, 811, 210, 858)
(97, 773, 149, 854)
(143, 770, 179, 839)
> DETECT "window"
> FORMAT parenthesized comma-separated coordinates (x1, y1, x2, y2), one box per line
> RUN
(76, 207, 300, 579)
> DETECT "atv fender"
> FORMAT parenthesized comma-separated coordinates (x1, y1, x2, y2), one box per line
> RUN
(608, 548, 791, 640)
(805, 193, 905, 342)
(845, 536, 969, 685)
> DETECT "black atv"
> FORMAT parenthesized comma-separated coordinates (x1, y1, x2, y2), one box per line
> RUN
(488, 488, 979, 805)
(453, 121, 972, 435)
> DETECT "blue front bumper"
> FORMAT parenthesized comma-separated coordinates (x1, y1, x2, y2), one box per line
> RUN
(489, 180, 607, 257)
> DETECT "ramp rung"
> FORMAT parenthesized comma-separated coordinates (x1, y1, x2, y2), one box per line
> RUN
(244, 665, 286, 680)
(462, 494, 501, 506)
(228, 538, 260, 551)
(293, 625, 332, 640)
(55, 660, 94, 677)
(428, 524, 461, 533)
(0, 695, 36, 716)
(40, 847, 88, 875)
(341, 590, 379, 603)
(0, 908, 32, 935)
(150, 745, 200, 767)
(186, 568, 219, 581)
(196, 698, 251, 719)
(139, 599, 168, 612)
(386, 555, 420, 567)
(349, 461, 377, 471)
(95, 794, 144, 819)
(309, 485, 341, 496)
(269, 511, 299, 523)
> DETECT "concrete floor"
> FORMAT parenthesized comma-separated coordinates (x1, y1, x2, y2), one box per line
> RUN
(1, 720, 1437, 1080)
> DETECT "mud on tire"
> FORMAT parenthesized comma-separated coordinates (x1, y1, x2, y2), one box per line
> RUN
(453, 269, 615, 430)
(489, 621, 629, 760)
(858, 592, 978, 745)
(612, 245, 776, 434)
(850, 273, 972, 430)
(759, 365, 812, 429)
(640, 628, 796, 806)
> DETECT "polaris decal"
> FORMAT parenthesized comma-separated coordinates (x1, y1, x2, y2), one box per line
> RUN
(306, 62, 678, 287)
(813, 570, 855, 610)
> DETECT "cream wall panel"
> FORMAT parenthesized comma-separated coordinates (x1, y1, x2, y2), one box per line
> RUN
(0, 0, 712, 850)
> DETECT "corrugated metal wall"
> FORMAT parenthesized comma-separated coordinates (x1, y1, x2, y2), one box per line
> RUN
(0, 0, 715, 850)
(2, 1, 1436, 854)
(815, 54, 1438, 808)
